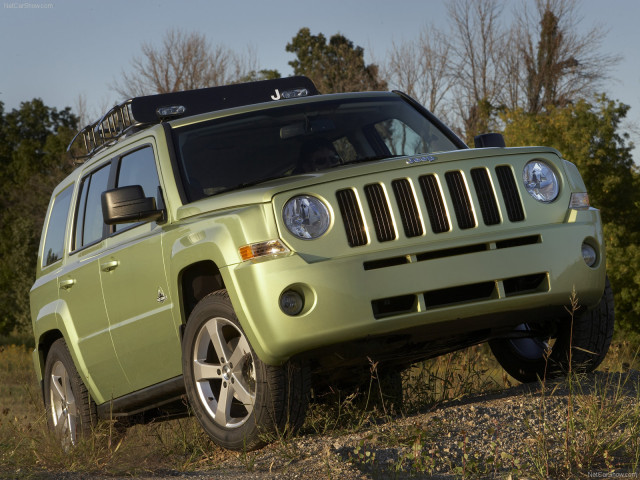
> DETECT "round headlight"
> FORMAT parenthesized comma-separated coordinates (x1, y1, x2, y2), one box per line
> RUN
(283, 195, 330, 239)
(523, 161, 559, 203)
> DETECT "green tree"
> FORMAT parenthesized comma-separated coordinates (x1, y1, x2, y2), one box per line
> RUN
(501, 96, 640, 333)
(0, 99, 77, 335)
(286, 28, 386, 94)
(502, 96, 636, 226)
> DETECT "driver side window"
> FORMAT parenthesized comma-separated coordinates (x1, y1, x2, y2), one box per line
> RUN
(114, 146, 161, 232)
(375, 119, 427, 156)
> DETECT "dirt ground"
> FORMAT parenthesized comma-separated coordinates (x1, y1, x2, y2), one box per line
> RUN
(29, 370, 639, 480)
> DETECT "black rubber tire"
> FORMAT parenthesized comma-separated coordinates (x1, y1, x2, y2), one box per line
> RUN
(490, 276, 615, 383)
(43, 338, 97, 446)
(182, 290, 310, 451)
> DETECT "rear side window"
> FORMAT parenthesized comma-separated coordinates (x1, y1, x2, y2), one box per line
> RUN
(42, 186, 73, 267)
(74, 165, 110, 250)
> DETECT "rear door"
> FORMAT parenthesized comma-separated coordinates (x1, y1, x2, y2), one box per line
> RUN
(63, 163, 131, 401)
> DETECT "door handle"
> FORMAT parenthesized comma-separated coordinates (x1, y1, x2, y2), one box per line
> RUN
(59, 278, 76, 290)
(100, 260, 120, 272)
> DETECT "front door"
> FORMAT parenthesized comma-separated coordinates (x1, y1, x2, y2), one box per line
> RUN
(101, 145, 182, 391)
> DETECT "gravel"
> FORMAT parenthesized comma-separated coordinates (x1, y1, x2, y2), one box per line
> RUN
(22, 370, 640, 480)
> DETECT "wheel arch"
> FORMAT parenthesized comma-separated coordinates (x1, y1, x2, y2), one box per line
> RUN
(33, 328, 65, 401)
(33, 299, 102, 403)
(178, 260, 226, 326)
(37, 329, 65, 371)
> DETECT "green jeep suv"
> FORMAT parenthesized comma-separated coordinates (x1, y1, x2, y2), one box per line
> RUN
(30, 76, 613, 450)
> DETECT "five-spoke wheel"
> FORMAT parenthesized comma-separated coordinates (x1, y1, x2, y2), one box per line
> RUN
(182, 290, 309, 451)
(49, 359, 79, 445)
(43, 339, 96, 446)
(192, 316, 257, 429)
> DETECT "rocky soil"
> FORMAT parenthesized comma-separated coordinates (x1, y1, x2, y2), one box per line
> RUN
(36, 370, 639, 480)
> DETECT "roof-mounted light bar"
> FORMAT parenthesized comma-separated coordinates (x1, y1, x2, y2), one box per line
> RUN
(156, 105, 186, 120)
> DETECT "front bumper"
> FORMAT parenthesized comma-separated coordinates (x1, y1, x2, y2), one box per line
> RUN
(224, 209, 605, 365)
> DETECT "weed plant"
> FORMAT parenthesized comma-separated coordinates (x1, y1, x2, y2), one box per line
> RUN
(0, 343, 227, 477)
(2, 330, 639, 478)
(520, 294, 640, 478)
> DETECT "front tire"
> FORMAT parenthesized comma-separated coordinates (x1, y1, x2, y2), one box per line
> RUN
(490, 276, 615, 383)
(182, 290, 309, 451)
(43, 338, 96, 447)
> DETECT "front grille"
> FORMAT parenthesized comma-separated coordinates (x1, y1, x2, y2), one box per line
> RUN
(364, 184, 396, 242)
(471, 168, 500, 225)
(445, 171, 476, 229)
(392, 179, 423, 238)
(496, 166, 525, 222)
(419, 174, 449, 233)
(336, 189, 367, 247)
(338, 165, 525, 246)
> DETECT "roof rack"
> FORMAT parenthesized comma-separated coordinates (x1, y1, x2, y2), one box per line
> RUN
(67, 100, 144, 162)
(67, 76, 318, 163)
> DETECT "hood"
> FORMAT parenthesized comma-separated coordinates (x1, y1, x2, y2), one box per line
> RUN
(176, 146, 561, 220)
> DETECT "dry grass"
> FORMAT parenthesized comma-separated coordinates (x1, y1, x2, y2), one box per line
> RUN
(0, 343, 229, 477)
(1, 336, 639, 478)
(402, 343, 508, 409)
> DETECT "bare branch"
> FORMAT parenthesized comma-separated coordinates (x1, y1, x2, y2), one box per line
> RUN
(112, 29, 256, 99)
(511, 0, 621, 113)
(385, 27, 454, 118)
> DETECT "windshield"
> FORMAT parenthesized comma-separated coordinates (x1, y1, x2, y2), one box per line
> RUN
(172, 95, 460, 202)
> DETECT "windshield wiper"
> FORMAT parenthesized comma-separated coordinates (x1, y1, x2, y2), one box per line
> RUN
(344, 154, 405, 165)
(214, 175, 289, 195)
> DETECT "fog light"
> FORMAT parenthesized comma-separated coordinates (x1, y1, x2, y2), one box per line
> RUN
(280, 290, 304, 316)
(582, 243, 597, 267)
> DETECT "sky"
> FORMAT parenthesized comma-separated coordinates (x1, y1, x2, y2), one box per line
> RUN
(1, 0, 639, 157)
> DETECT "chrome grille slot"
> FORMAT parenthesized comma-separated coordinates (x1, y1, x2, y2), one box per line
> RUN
(495, 166, 525, 222)
(364, 183, 396, 242)
(391, 179, 423, 238)
(445, 171, 476, 229)
(419, 174, 450, 233)
(336, 189, 368, 247)
(471, 168, 500, 225)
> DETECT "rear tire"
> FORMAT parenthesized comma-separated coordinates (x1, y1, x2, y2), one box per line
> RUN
(43, 338, 96, 447)
(182, 290, 309, 451)
(490, 276, 615, 383)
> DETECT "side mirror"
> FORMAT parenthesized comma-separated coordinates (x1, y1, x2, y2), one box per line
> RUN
(101, 185, 164, 225)
(474, 133, 505, 148)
